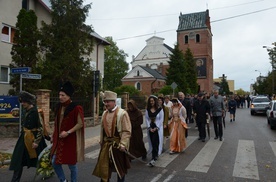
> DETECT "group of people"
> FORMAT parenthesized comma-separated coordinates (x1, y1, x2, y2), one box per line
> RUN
(9, 84, 239, 182)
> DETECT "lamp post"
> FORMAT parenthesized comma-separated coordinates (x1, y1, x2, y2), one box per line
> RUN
(263, 43, 276, 95)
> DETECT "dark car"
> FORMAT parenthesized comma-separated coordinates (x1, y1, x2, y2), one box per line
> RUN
(266, 100, 276, 129)
(250, 97, 270, 115)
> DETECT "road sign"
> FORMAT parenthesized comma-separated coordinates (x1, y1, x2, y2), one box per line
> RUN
(171, 82, 177, 89)
(21, 73, 41, 79)
(11, 67, 31, 74)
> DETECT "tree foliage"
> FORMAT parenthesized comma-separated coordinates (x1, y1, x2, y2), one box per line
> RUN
(183, 48, 198, 94)
(10, 9, 40, 93)
(114, 85, 140, 96)
(166, 44, 187, 92)
(220, 74, 230, 95)
(39, 0, 94, 96)
(103, 37, 128, 91)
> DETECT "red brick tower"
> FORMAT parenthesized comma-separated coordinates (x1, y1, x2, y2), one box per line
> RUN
(177, 10, 213, 93)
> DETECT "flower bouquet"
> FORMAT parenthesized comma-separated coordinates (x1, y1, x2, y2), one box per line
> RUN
(33, 144, 55, 181)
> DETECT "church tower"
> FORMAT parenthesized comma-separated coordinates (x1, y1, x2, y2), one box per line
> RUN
(177, 10, 213, 93)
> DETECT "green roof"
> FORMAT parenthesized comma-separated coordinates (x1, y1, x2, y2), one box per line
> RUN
(177, 10, 209, 31)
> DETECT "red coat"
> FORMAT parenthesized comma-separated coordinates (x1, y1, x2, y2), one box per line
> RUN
(51, 103, 84, 164)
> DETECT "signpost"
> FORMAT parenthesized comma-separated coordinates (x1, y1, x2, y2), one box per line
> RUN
(10, 67, 41, 136)
(171, 82, 178, 96)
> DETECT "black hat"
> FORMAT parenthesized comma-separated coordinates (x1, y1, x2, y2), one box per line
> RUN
(198, 92, 205, 97)
(59, 81, 74, 97)
(19, 91, 36, 104)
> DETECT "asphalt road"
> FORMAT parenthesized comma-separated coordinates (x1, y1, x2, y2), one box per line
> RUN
(1, 107, 276, 182)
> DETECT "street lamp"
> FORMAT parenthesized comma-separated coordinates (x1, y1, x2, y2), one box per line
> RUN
(263, 43, 276, 94)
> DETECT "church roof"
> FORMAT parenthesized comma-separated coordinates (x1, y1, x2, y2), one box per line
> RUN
(140, 66, 166, 80)
(177, 10, 209, 31)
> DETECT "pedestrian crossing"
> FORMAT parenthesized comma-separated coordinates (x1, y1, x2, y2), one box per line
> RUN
(84, 131, 276, 181)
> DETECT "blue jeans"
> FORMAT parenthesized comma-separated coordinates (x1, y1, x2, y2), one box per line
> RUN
(52, 155, 78, 182)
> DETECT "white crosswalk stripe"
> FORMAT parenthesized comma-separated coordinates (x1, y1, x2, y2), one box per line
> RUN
(84, 132, 276, 181)
(185, 138, 223, 173)
(233, 140, 259, 180)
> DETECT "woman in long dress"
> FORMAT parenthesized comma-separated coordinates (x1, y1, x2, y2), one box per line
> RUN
(168, 98, 187, 154)
(145, 95, 164, 167)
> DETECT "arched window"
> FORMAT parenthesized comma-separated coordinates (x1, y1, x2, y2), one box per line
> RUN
(196, 34, 200, 43)
(184, 35, 188, 44)
(136, 82, 141, 90)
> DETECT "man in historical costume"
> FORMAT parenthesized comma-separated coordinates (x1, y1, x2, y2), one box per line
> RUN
(193, 92, 210, 142)
(10, 91, 47, 182)
(51, 81, 85, 182)
(209, 90, 225, 141)
(93, 91, 131, 182)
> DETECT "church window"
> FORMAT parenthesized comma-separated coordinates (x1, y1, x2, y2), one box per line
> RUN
(196, 34, 200, 43)
(184, 35, 188, 44)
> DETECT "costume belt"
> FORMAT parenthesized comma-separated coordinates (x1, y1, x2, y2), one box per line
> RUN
(23, 127, 38, 159)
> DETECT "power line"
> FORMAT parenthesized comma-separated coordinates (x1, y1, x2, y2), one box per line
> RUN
(115, 6, 276, 41)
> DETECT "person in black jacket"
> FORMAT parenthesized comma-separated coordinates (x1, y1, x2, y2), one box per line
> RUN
(193, 92, 210, 142)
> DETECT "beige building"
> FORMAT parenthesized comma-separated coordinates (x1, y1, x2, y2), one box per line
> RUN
(213, 77, 235, 94)
(0, 0, 108, 95)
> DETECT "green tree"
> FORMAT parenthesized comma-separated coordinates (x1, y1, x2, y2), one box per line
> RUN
(183, 48, 198, 94)
(114, 85, 140, 96)
(40, 0, 94, 96)
(158, 85, 173, 96)
(103, 37, 128, 90)
(10, 9, 40, 93)
(166, 44, 187, 92)
(220, 74, 230, 95)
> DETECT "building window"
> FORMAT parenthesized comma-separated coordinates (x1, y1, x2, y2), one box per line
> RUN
(196, 34, 200, 43)
(1, 24, 16, 43)
(0, 66, 9, 83)
(137, 70, 140, 76)
(135, 82, 141, 91)
(184, 35, 188, 44)
(22, 0, 29, 10)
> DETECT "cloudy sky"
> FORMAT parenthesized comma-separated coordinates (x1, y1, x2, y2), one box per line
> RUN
(82, 0, 276, 91)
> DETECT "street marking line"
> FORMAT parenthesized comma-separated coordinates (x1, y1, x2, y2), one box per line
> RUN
(154, 136, 197, 168)
(150, 169, 167, 182)
(163, 170, 177, 182)
(85, 148, 100, 159)
(185, 138, 223, 173)
(233, 140, 259, 180)
(269, 142, 276, 157)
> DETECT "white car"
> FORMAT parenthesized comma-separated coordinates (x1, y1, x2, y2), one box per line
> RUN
(250, 97, 270, 115)
(266, 100, 276, 130)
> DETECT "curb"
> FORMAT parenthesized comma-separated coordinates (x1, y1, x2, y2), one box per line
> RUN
(0, 159, 11, 166)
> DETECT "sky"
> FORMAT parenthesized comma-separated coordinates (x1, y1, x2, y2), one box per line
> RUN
(49, 0, 276, 92)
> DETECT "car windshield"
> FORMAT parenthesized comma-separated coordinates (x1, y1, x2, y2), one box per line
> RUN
(253, 98, 270, 103)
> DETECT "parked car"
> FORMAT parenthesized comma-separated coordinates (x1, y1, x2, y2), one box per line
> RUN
(266, 100, 276, 129)
(250, 97, 270, 115)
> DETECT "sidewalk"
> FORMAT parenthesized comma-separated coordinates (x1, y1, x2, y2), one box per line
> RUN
(0, 120, 148, 166)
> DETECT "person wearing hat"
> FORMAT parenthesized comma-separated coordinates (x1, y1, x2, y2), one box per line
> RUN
(193, 92, 210, 142)
(50, 81, 85, 182)
(10, 91, 47, 182)
(168, 98, 187, 154)
(93, 91, 131, 182)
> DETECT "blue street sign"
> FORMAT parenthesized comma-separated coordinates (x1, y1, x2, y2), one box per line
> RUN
(21, 73, 41, 79)
(11, 67, 31, 74)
